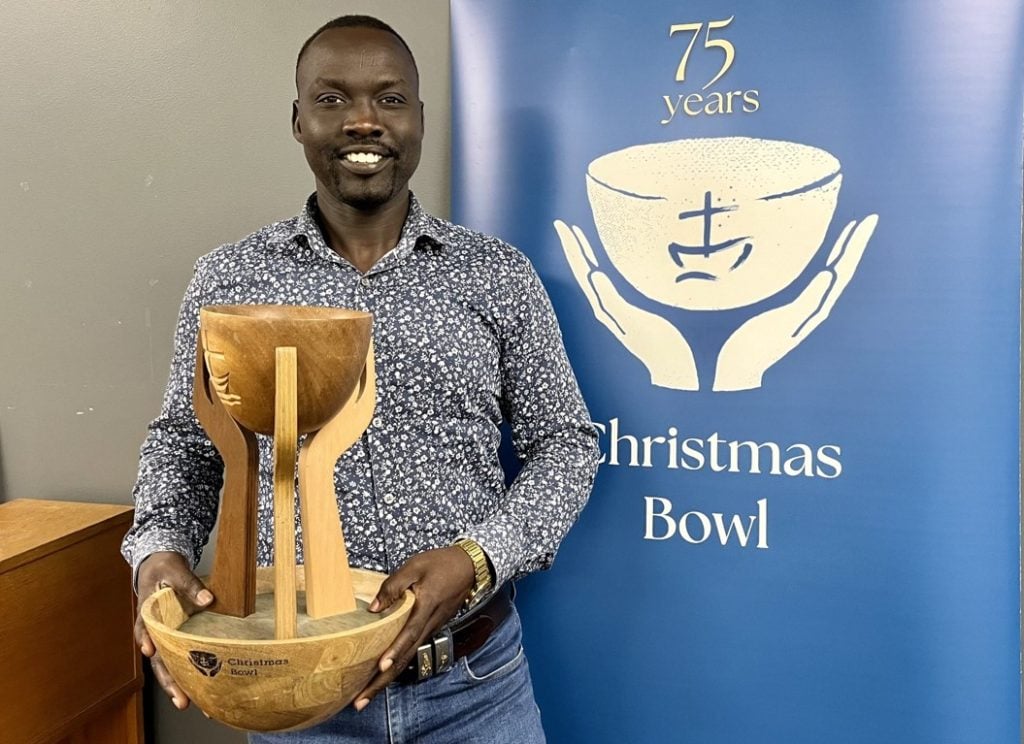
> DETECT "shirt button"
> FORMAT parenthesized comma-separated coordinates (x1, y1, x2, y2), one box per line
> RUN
(372, 416, 382, 428)
(383, 493, 396, 505)
(360, 277, 371, 288)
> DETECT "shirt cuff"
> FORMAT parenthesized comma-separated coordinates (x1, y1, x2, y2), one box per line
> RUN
(458, 519, 547, 591)
(126, 529, 198, 593)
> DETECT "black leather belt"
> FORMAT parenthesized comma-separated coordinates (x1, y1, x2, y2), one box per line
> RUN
(396, 583, 513, 684)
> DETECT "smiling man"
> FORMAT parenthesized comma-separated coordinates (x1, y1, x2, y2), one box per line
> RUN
(122, 15, 599, 743)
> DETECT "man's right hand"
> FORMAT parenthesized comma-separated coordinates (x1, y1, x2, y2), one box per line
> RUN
(135, 551, 214, 710)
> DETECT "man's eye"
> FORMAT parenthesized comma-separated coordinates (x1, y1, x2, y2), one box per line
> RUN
(317, 94, 344, 104)
(380, 95, 405, 105)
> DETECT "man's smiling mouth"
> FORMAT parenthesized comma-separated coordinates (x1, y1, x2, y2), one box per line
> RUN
(344, 152, 384, 164)
(336, 148, 394, 174)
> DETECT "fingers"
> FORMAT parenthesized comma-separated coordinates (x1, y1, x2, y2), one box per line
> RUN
(554, 220, 603, 314)
(134, 552, 211, 713)
(554, 220, 625, 334)
(555, 221, 689, 363)
(354, 547, 474, 711)
(591, 272, 664, 338)
(564, 228, 635, 337)
(570, 225, 599, 266)
(827, 214, 877, 288)
(157, 559, 214, 613)
(780, 272, 835, 339)
(177, 574, 214, 614)
(366, 562, 426, 681)
(376, 597, 437, 672)
(352, 604, 449, 712)
(368, 565, 417, 613)
(825, 220, 857, 265)
(134, 613, 155, 658)
(795, 214, 878, 339)
(826, 214, 877, 268)
(714, 211, 877, 392)
(714, 271, 831, 391)
(138, 552, 214, 614)
(150, 652, 191, 710)
(371, 569, 439, 673)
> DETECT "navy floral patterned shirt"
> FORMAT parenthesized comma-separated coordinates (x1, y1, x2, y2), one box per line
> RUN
(121, 194, 599, 590)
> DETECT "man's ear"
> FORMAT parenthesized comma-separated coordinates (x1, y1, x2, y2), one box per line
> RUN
(292, 100, 303, 142)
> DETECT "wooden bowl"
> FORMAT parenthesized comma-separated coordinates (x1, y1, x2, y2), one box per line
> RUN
(199, 305, 372, 435)
(141, 568, 413, 732)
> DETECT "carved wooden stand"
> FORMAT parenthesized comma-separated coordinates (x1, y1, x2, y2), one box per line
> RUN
(141, 305, 414, 732)
(194, 334, 377, 628)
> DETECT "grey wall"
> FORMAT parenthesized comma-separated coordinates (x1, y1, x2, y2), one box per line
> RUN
(0, 2, 450, 742)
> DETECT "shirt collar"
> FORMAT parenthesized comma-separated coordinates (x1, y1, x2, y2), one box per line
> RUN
(285, 192, 448, 269)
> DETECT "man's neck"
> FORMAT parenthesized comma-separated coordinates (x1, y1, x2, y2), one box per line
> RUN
(314, 188, 411, 274)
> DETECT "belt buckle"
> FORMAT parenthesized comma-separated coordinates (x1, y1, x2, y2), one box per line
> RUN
(415, 626, 454, 682)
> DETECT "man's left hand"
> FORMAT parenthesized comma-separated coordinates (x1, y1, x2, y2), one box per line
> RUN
(353, 545, 477, 710)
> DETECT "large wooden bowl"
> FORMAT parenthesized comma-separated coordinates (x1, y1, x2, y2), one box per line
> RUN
(141, 568, 413, 732)
(199, 305, 373, 435)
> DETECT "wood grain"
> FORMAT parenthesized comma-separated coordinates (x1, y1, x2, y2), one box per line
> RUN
(199, 305, 372, 436)
(299, 342, 377, 618)
(194, 305, 374, 624)
(273, 347, 299, 640)
(142, 566, 414, 733)
(0, 500, 142, 744)
(194, 337, 259, 619)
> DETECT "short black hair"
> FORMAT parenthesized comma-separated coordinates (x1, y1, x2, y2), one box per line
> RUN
(295, 15, 418, 89)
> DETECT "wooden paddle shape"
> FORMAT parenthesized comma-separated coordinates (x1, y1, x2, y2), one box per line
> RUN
(298, 342, 377, 618)
(273, 347, 299, 639)
(193, 336, 258, 618)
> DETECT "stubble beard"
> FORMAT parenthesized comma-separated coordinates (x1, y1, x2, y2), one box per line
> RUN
(323, 152, 403, 212)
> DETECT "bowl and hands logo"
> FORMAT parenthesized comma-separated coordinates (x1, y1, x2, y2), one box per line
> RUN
(555, 137, 878, 391)
(189, 650, 223, 678)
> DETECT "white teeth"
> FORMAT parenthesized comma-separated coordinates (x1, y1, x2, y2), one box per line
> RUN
(344, 152, 383, 164)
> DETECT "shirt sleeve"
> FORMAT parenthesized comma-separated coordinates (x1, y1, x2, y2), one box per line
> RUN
(463, 255, 600, 588)
(120, 258, 224, 585)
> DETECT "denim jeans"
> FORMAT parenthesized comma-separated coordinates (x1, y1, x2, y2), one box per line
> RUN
(249, 604, 546, 743)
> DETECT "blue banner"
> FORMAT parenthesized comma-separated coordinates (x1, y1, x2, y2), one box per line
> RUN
(452, 2, 1023, 742)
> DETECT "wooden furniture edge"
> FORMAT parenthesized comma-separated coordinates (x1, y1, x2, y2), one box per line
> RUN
(0, 500, 134, 574)
(26, 676, 144, 744)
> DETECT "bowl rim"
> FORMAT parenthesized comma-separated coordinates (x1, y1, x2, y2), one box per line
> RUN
(200, 304, 373, 322)
(585, 136, 841, 201)
(141, 567, 414, 648)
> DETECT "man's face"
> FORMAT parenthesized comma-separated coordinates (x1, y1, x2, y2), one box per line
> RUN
(293, 27, 423, 211)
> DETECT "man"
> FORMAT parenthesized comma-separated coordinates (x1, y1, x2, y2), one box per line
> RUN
(122, 14, 599, 743)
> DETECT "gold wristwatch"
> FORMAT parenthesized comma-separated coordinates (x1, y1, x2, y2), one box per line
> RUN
(454, 538, 493, 610)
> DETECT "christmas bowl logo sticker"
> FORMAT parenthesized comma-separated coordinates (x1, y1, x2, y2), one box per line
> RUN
(554, 137, 878, 391)
(188, 650, 222, 678)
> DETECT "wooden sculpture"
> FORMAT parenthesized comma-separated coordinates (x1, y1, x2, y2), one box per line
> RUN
(140, 305, 413, 732)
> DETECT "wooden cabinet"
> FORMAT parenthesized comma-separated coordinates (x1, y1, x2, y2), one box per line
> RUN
(0, 499, 143, 744)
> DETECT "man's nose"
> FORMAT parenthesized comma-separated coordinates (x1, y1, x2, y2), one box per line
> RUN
(343, 101, 384, 138)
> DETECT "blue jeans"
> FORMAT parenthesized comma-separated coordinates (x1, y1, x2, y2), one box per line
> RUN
(250, 604, 545, 743)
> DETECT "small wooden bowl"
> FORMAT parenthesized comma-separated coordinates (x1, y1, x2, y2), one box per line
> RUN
(141, 568, 413, 732)
(199, 305, 373, 435)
